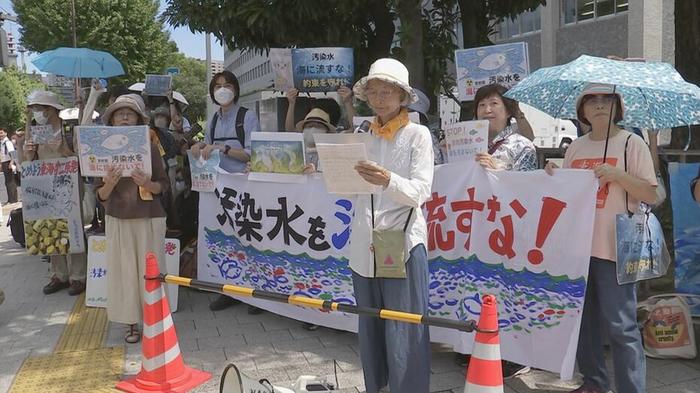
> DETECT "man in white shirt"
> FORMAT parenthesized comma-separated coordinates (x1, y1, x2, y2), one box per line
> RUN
(0, 128, 19, 204)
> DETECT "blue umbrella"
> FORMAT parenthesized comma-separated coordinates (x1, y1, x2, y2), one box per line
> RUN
(32, 47, 125, 78)
(504, 55, 700, 129)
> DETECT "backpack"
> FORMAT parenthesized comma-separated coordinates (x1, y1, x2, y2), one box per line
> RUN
(209, 107, 248, 147)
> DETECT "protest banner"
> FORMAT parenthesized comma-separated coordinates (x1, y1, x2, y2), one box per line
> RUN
(455, 42, 530, 101)
(197, 162, 597, 378)
(248, 132, 306, 184)
(444, 120, 489, 163)
(669, 162, 700, 315)
(188, 150, 220, 192)
(75, 125, 152, 177)
(21, 157, 84, 255)
(270, 48, 294, 91)
(144, 74, 172, 96)
(29, 125, 62, 145)
(292, 47, 354, 92)
(85, 236, 180, 312)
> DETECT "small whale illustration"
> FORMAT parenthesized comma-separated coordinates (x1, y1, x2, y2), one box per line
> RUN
(101, 134, 129, 150)
(478, 53, 507, 71)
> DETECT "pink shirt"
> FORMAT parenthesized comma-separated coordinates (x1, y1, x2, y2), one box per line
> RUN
(563, 130, 657, 262)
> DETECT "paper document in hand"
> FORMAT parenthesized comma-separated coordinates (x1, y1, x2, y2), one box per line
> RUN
(315, 143, 378, 194)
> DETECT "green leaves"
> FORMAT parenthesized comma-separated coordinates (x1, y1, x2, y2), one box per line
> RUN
(0, 67, 45, 132)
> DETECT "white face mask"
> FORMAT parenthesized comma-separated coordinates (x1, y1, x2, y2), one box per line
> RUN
(33, 110, 48, 125)
(154, 117, 169, 129)
(214, 87, 235, 106)
(303, 127, 327, 148)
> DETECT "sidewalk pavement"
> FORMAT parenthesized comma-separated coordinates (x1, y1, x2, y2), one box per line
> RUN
(1, 197, 700, 392)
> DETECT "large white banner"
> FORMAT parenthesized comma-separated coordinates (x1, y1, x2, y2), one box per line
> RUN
(198, 162, 597, 378)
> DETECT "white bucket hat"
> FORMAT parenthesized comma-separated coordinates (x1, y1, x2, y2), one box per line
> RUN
(353, 58, 418, 104)
(27, 90, 65, 110)
(102, 94, 150, 125)
(575, 83, 625, 125)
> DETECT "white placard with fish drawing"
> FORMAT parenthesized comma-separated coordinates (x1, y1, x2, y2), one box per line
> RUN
(455, 42, 530, 101)
(86, 236, 180, 312)
(75, 125, 152, 177)
(444, 120, 489, 163)
(21, 157, 84, 255)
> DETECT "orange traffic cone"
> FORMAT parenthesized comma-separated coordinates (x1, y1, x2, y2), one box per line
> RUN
(463, 294, 503, 393)
(116, 252, 211, 393)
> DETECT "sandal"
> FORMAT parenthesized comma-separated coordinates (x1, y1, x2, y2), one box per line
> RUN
(125, 324, 141, 344)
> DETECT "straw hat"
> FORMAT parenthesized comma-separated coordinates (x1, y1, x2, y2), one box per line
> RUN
(27, 90, 65, 110)
(295, 108, 335, 132)
(353, 58, 418, 104)
(575, 83, 625, 125)
(102, 94, 150, 125)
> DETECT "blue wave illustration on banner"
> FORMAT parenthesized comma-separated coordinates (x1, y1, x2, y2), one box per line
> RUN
(205, 227, 586, 332)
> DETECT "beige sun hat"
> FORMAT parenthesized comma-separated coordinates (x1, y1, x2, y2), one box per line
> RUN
(575, 83, 625, 125)
(295, 108, 335, 132)
(27, 90, 65, 110)
(102, 94, 150, 125)
(353, 58, 418, 104)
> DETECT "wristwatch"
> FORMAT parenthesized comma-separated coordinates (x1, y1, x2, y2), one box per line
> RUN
(224, 145, 231, 156)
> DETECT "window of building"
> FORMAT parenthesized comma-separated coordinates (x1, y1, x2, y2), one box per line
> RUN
(496, 6, 542, 40)
(561, 0, 628, 25)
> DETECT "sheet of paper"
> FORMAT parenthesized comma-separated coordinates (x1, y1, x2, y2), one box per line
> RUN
(315, 143, 377, 194)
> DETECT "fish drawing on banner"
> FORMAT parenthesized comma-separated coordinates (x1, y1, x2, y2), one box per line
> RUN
(79, 127, 149, 157)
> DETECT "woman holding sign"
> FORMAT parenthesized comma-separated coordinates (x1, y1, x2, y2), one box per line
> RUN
(472, 83, 536, 172)
(350, 58, 434, 393)
(95, 94, 170, 344)
(23, 90, 88, 297)
(546, 84, 656, 393)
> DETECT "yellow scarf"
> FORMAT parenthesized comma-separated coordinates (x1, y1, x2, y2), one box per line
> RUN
(370, 108, 409, 141)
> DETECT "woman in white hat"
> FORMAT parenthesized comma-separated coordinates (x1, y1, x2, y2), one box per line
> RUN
(350, 58, 433, 393)
(95, 94, 170, 344)
(23, 90, 89, 297)
(546, 83, 656, 393)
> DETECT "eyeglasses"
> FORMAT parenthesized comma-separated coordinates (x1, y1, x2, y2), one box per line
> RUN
(114, 109, 138, 119)
(365, 89, 398, 100)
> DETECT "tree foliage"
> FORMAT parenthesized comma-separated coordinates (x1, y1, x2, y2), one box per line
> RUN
(0, 67, 44, 132)
(167, 52, 208, 122)
(164, 0, 545, 113)
(13, 0, 177, 83)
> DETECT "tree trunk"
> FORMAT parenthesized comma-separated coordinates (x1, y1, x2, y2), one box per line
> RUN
(672, 0, 700, 152)
(457, 0, 492, 120)
(397, 0, 425, 89)
(363, 0, 395, 75)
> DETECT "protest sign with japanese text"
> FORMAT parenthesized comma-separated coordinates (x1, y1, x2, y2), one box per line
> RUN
(292, 48, 354, 92)
(29, 125, 62, 145)
(85, 236, 180, 311)
(455, 42, 530, 101)
(198, 162, 597, 378)
(144, 74, 172, 96)
(444, 120, 489, 163)
(21, 157, 84, 255)
(188, 149, 220, 192)
(76, 125, 152, 177)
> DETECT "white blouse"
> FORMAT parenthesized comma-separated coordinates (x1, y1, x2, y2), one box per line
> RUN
(349, 122, 434, 278)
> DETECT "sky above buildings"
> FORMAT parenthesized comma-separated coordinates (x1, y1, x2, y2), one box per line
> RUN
(0, 0, 224, 73)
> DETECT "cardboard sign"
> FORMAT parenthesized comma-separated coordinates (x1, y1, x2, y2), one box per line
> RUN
(292, 47, 354, 92)
(144, 74, 172, 96)
(444, 120, 489, 163)
(85, 236, 180, 312)
(21, 157, 84, 255)
(455, 42, 530, 101)
(29, 125, 62, 145)
(76, 125, 152, 177)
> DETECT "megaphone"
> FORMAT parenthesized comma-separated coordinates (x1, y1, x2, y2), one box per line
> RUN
(220, 363, 295, 393)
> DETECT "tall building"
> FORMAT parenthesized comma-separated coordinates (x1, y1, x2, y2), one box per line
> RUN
(210, 60, 224, 75)
(45, 74, 75, 105)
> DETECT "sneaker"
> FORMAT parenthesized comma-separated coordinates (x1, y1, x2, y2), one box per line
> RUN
(502, 361, 530, 379)
(68, 280, 86, 296)
(209, 294, 240, 311)
(43, 277, 69, 295)
(247, 305, 264, 315)
(570, 384, 605, 393)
